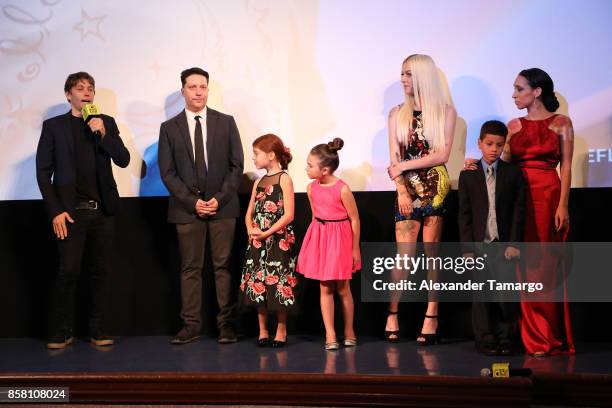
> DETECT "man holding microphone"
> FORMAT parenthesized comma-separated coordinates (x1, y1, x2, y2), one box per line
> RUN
(36, 72, 130, 349)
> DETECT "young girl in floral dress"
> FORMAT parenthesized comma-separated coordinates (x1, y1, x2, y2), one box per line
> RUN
(240, 134, 297, 348)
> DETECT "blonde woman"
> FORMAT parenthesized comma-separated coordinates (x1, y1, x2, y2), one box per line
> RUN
(386, 54, 456, 345)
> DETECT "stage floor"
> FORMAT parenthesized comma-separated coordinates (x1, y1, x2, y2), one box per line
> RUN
(2, 337, 612, 407)
(1, 336, 610, 377)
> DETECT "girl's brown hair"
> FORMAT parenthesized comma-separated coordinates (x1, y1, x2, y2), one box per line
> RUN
(310, 137, 344, 172)
(252, 133, 292, 170)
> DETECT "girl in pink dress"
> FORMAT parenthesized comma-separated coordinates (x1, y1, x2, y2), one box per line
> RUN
(297, 138, 361, 350)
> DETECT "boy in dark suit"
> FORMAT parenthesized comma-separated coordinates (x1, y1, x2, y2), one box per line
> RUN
(458, 120, 525, 356)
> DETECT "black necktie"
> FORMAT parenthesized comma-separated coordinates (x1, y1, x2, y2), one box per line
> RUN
(194, 115, 207, 193)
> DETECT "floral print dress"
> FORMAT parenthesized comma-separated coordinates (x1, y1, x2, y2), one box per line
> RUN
(240, 172, 298, 310)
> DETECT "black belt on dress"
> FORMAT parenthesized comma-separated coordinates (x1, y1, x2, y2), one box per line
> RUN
(75, 200, 99, 210)
(315, 217, 349, 224)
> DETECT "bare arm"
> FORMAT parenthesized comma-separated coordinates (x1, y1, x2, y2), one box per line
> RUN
(244, 179, 260, 234)
(392, 105, 457, 172)
(554, 115, 574, 209)
(341, 184, 361, 268)
(388, 106, 408, 194)
(501, 118, 522, 163)
(306, 182, 315, 220)
(389, 107, 414, 216)
(552, 115, 574, 231)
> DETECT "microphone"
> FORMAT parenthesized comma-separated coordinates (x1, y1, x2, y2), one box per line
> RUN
(81, 103, 100, 122)
(480, 363, 532, 378)
(81, 103, 101, 135)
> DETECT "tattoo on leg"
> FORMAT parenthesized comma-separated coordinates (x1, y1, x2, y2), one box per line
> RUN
(423, 216, 442, 228)
(396, 220, 420, 241)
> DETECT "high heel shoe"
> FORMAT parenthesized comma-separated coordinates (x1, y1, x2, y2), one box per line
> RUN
(416, 315, 439, 346)
(385, 310, 400, 343)
(257, 337, 270, 347)
(272, 338, 287, 348)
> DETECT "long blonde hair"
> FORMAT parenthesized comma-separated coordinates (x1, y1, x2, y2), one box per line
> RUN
(396, 54, 452, 152)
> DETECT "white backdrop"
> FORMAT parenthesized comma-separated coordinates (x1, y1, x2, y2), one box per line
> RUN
(1, 0, 610, 199)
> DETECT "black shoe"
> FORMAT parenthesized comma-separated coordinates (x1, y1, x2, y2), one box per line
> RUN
(257, 337, 270, 347)
(385, 310, 400, 343)
(170, 327, 201, 345)
(271, 338, 287, 348)
(90, 331, 114, 347)
(416, 315, 440, 346)
(47, 333, 74, 350)
(476, 342, 500, 356)
(218, 326, 237, 344)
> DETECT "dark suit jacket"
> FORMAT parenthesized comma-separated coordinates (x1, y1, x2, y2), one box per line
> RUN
(157, 108, 244, 223)
(36, 111, 130, 219)
(458, 159, 525, 251)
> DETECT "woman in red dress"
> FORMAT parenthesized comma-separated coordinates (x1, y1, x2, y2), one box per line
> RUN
(503, 68, 575, 356)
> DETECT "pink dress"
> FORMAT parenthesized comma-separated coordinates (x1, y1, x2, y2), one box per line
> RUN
(297, 179, 360, 281)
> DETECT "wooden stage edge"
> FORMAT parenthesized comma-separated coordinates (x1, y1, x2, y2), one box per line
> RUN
(1, 372, 611, 407)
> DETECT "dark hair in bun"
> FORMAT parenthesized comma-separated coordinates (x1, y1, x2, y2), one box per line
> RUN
(252, 133, 292, 170)
(310, 137, 344, 172)
(519, 68, 560, 112)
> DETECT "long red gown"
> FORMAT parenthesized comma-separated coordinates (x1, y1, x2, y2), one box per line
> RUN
(509, 115, 575, 355)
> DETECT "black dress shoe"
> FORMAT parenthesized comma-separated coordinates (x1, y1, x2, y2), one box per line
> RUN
(476, 342, 499, 356)
(257, 337, 270, 347)
(170, 327, 201, 345)
(218, 326, 238, 344)
(271, 339, 286, 348)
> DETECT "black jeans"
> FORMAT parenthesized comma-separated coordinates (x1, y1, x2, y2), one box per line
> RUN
(51, 209, 115, 336)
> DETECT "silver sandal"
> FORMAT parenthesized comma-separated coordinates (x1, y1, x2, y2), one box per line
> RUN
(343, 338, 357, 347)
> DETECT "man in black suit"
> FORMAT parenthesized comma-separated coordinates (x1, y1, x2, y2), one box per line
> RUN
(458, 120, 525, 356)
(158, 67, 244, 344)
(36, 72, 130, 349)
